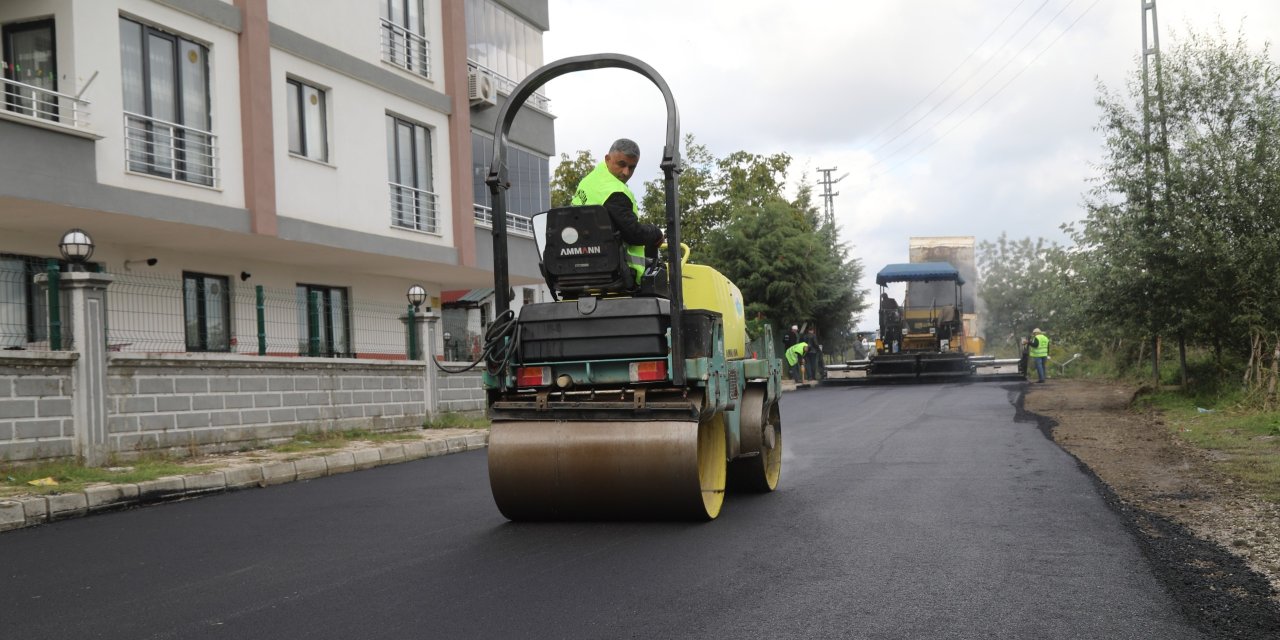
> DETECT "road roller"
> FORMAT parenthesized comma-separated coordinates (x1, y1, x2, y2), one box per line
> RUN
(480, 54, 784, 520)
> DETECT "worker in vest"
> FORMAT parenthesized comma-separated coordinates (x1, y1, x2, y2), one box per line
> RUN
(785, 341, 809, 384)
(1028, 327, 1050, 383)
(571, 139, 664, 284)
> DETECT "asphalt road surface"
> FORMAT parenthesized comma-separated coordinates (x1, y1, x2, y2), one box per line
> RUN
(2, 382, 1203, 639)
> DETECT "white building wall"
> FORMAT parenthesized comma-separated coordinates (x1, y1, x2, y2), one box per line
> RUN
(74, 0, 246, 209)
(270, 49, 453, 248)
(268, 0, 447, 93)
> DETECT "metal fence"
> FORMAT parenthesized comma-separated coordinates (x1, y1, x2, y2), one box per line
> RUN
(0, 265, 415, 359)
(0, 256, 73, 352)
(101, 271, 414, 358)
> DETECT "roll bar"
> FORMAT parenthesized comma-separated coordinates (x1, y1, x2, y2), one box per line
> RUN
(485, 53, 688, 385)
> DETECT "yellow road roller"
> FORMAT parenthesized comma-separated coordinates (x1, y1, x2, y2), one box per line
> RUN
(481, 54, 784, 520)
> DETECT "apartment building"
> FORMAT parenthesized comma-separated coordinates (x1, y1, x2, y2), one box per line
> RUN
(0, 0, 551, 356)
(0, 0, 553, 463)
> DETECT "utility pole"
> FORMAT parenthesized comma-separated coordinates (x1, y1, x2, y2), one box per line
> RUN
(1141, 0, 1176, 386)
(816, 168, 848, 227)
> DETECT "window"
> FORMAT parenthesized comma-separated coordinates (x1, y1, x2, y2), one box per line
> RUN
(386, 114, 436, 233)
(120, 17, 215, 186)
(286, 78, 327, 161)
(521, 288, 535, 305)
(464, 0, 544, 87)
(296, 284, 350, 357)
(183, 272, 230, 352)
(2, 19, 57, 121)
(471, 131, 549, 215)
(380, 0, 429, 77)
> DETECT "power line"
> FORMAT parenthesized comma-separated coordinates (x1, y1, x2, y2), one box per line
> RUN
(861, 0, 1035, 148)
(871, 0, 1103, 179)
(868, 0, 1054, 155)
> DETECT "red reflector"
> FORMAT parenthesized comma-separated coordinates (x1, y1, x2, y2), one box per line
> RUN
(516, 366, 550, 387)
(629, 360, 667, 382)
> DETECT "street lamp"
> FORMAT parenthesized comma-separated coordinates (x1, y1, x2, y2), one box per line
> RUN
(406, 284, 427, 310)
(58, 228, 94, 270)
(406, 284, 427, 360)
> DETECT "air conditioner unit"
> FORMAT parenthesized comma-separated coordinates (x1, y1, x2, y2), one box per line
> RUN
(468, 70, 496, 107)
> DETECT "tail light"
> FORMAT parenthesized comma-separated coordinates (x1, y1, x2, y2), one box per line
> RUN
(516, 366, 551, 387)
(629, 360, 668, 383)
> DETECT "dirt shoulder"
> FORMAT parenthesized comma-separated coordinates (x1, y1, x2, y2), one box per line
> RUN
(1024, 379, 1280, 637)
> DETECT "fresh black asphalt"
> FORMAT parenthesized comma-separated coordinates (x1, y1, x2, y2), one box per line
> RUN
(1, 382, 1206, 639)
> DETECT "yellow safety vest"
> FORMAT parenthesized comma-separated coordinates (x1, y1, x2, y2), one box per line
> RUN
(572, 162, 647, 282)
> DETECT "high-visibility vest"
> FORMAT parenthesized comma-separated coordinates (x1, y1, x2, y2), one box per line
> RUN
(573, 162, 647, 282)
(1029, 334, 1049, 358)
(786, 341, 809, 367)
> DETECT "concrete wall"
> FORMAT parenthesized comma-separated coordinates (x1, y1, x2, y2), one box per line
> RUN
(0, 352, 78, 461)
(0, 351, 489, 464)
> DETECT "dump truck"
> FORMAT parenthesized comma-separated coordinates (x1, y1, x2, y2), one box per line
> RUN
(908, 236, 984, 355)
(479, 54, 784, 521)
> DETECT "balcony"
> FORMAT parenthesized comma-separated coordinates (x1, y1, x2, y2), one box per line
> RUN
(390, 182, 439, 234)
(123, 112, 219, 188)
(467, 62, 550, 113)
(380, 19, 431, 79)
(0, 76, 91, 131)
(473, 204, 533, 237)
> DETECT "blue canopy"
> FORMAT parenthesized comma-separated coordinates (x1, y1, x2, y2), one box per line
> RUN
(875, 262, 964, 286)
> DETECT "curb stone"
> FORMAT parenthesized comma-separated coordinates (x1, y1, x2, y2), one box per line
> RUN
(0, 431, 490, 533)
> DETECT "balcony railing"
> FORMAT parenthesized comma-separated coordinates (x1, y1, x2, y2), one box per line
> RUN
(467, 61, 550, 112)
(380, 19, 431, 78)
(123, 112, 218, 188)
(473, 204, 533, 236)
(390, 182, 439, 234)
(1, 76, 90, 129)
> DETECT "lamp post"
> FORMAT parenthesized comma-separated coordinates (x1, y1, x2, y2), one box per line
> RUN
(58, 228, 94, 271)
(406, 284, 427, 360)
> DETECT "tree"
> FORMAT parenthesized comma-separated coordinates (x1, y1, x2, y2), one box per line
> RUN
(976, 234, 1066, 354)
(1081, 25, 1280, 394)
(548, 150, 596, 208)
(705, 200, 824, 338)
(638, 136, 793, 255)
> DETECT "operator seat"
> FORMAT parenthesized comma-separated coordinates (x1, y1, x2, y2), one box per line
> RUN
(540, 205, 636, 299)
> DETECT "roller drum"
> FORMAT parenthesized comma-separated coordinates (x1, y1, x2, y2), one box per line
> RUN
(488, 415, 727, 520)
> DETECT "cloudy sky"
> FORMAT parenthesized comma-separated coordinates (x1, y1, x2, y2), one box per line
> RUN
(539, 1, 1280, 330)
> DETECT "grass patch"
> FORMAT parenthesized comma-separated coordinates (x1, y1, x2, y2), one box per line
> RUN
(273, 428, 425, 454)
(1141, 390, 1280, 503)
(0, 457, 215, 498)
(424, 412, 490, 430)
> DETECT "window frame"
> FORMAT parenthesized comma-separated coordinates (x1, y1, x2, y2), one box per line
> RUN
(386, 113, 437, 233)
(119, 16, 214, 186)
(2, 18, 58, 121)
(295, 283, 352, 357)
(286, 77, 328, 162)
(182, 271, 231, 353)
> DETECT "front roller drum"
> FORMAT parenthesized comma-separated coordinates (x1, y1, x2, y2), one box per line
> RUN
(728, 388, 782, 492)
(488, 414, 728, 521)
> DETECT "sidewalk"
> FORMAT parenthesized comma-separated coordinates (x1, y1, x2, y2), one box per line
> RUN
(2, 380, 811, 533)
(0, 428, 488, 533)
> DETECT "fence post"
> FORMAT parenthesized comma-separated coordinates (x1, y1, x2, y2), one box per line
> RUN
(255, 285, 266, 355)
(45, 259, 61, 350)
(63, 271, 113, 466)
(407, 304, 419, 360)
(308, 291, 321, 356)
(402, 308, 438, 420)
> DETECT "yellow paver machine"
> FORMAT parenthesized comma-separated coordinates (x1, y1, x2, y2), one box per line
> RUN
(480, 54, 784, 521)
(825, 262, 1022, 383)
